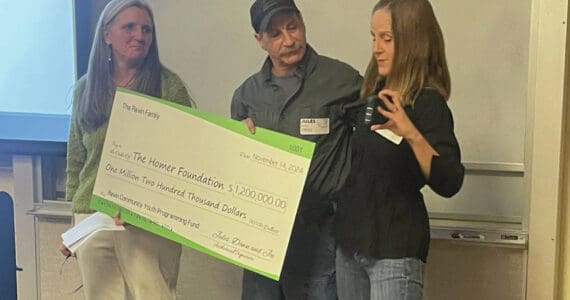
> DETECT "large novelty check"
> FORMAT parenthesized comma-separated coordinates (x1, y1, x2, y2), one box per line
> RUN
(91, 88, 315, 280)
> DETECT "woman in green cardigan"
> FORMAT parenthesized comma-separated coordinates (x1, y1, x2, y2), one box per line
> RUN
(59, 1, 192, 299)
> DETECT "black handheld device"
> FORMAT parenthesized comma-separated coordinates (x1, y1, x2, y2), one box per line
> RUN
(364, 95, 389, 125)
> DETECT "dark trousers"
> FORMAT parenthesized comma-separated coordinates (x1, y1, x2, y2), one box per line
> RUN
(241, 215, 337, 300)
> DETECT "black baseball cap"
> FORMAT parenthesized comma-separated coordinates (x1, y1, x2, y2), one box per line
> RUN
(250, 0, 300, 33)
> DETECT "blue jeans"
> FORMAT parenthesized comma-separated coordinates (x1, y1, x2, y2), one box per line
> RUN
(241, 216, 337, 300)
(336, 248, 424, 300)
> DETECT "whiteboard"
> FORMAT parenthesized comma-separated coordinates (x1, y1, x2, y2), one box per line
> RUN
(426, 0, 530, 222)
(149, 0, 530, 223)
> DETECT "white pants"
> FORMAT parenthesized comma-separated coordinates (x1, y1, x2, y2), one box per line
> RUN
(75, 213, 182, 300)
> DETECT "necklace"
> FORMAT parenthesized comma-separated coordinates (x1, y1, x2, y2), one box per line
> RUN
(114, 74, 136, 88)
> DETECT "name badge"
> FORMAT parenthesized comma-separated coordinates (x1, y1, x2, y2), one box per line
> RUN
(374, 129, 403, 144)
(300, 118, 330, 135)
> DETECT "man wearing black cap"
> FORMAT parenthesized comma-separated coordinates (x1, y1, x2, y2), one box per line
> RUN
(231, 0, 362, 299)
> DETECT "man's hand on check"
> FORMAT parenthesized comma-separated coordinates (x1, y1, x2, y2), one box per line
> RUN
(243, 118, 256, 134)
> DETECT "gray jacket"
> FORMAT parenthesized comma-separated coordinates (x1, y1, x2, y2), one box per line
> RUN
(231, 45, 362, 222)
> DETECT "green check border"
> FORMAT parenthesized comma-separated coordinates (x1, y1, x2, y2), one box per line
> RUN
(90, 88, 316, 280)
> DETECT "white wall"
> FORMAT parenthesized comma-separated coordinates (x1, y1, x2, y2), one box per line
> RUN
(525, 0, 569, 297)
(150, 0, 533, 223)
(149, 0, 372, 116)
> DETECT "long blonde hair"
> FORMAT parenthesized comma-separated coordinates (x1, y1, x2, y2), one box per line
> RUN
(361, 0, 450, 106)
(77, 0, 162, 132)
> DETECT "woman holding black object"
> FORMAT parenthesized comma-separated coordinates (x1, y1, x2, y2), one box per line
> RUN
(334, 0, 464, 299)
(59, 0, 192, 299)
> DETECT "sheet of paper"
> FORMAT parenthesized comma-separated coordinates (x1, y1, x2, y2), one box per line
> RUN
(90, 89, 315, 280)
(61, 212, 125, 253)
